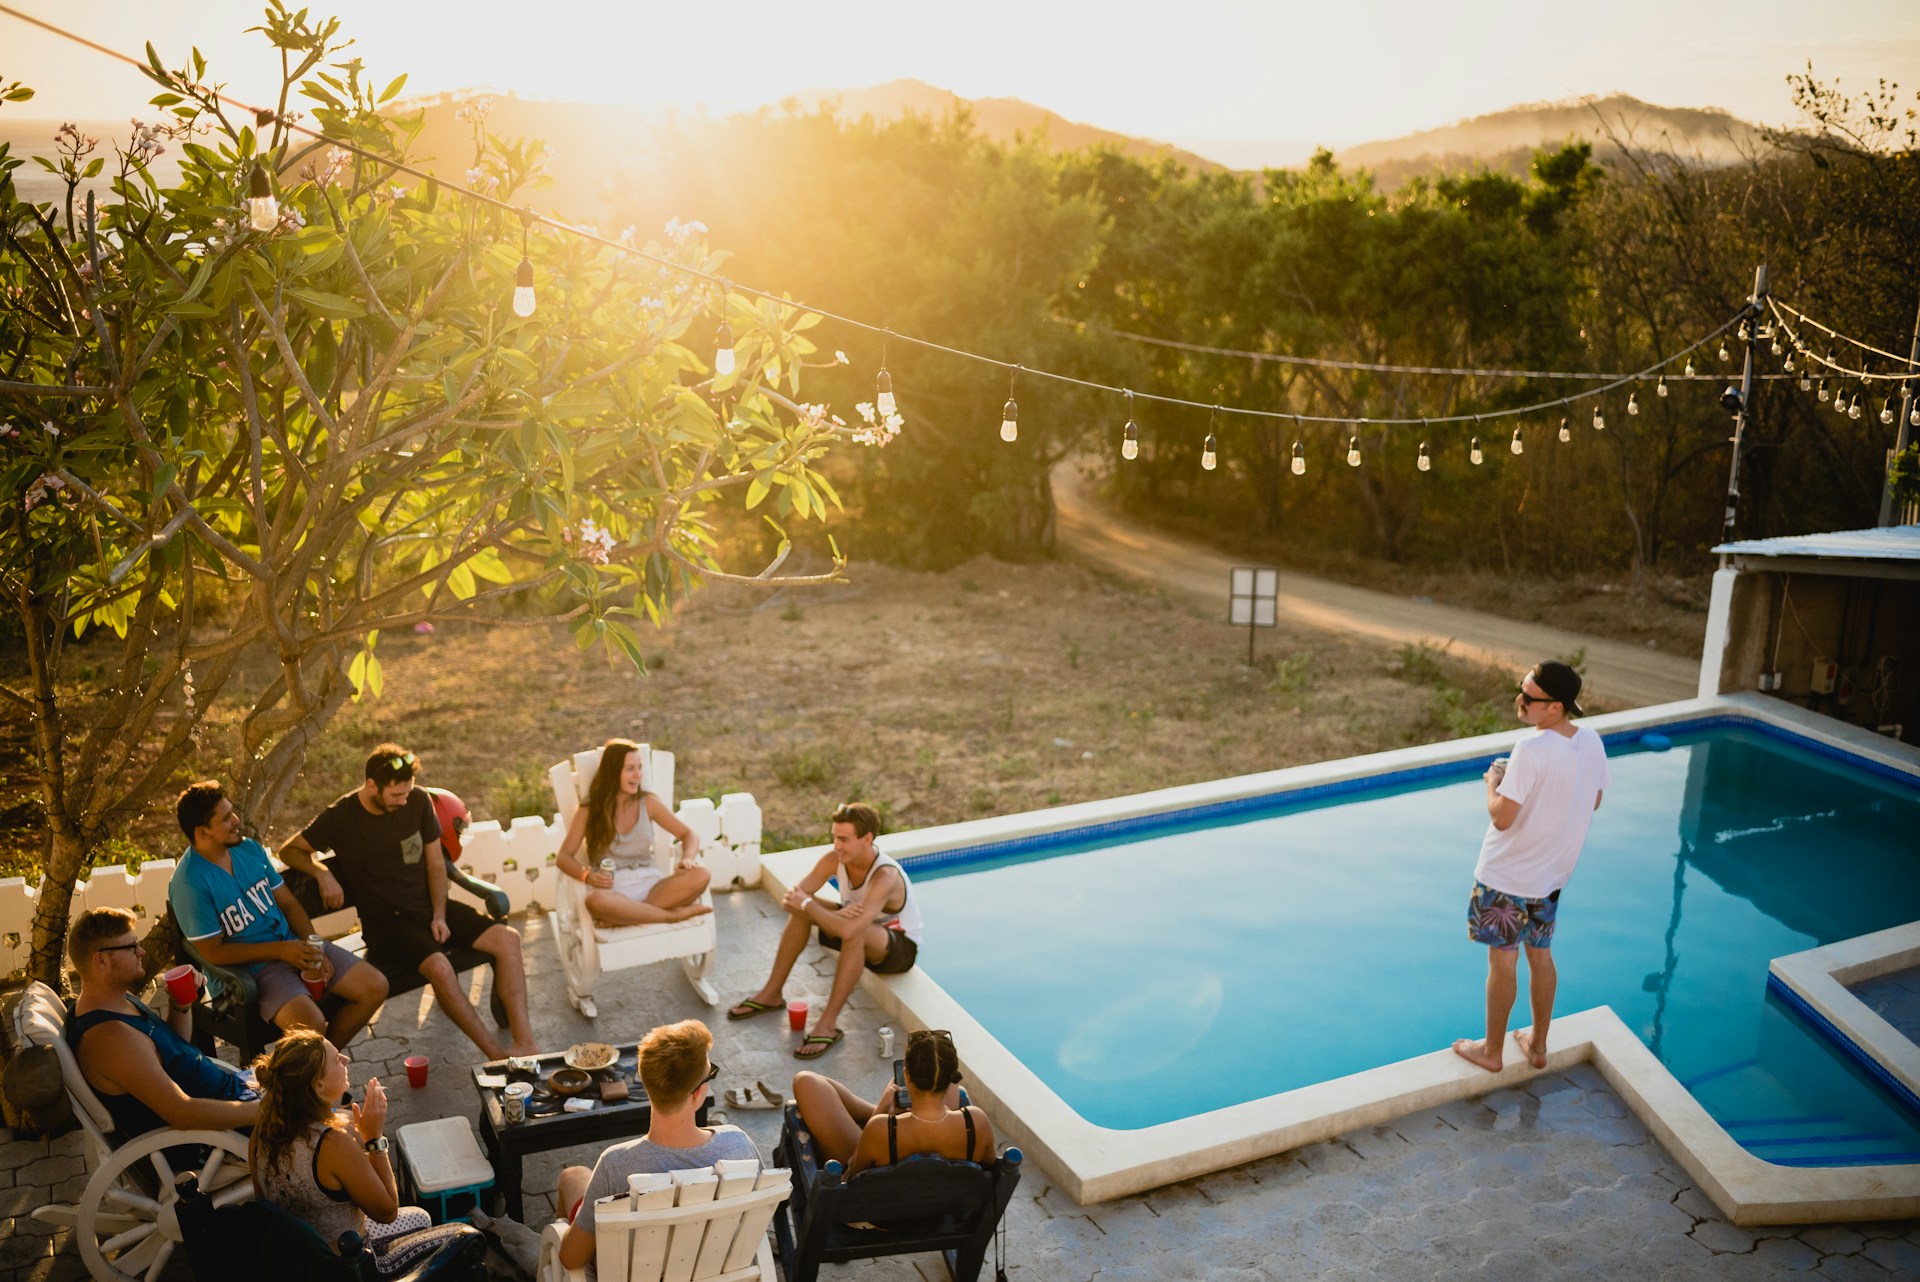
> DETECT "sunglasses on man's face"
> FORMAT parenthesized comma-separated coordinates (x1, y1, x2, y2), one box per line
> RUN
(97, 941, 143, 956)
(1515, 688, 1557, 706)
(702, 1061, 721, 1086)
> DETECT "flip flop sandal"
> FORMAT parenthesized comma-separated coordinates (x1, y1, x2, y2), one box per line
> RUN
(723, 1081, 787, 1110)
(794, 1029, 844, 1060)
(726, 998, 781, 1021)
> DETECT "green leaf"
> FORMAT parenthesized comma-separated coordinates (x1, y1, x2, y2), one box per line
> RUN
(285, 286, 367, 319)
(379, 74, 409, 104)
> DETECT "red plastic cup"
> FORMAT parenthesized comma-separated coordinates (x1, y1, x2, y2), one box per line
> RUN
(787, 999, 808, 1032)
(404, 1055, 429, 1088)
(302, 973, 327, 1001)
(164, 965, 199, 1008)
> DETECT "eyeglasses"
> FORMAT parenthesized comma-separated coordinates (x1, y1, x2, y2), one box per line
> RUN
(701, 1061, 720, 1086)
(96, 941, 143, 955)
(1515, 688, 1557, 706)
(909, 1028, 954, 1044)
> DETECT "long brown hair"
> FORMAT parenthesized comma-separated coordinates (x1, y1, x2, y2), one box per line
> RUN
(250, 1030, 337, 1176)
(583, 738, 650, 861)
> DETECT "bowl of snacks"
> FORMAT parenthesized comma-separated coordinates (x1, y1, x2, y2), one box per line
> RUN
(548, 1067, 594, 1097)
(563, 1042, 617, 1072)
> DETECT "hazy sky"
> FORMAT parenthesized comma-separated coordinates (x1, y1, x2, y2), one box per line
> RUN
(7, 0, 1918, 166)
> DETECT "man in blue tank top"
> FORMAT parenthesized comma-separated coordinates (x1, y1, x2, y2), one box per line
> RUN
(67, 908, 259, 1138)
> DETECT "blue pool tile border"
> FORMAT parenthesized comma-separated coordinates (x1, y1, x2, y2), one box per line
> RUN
(1765, 971, 1920, 1118)
(899, 713, 1920, 877)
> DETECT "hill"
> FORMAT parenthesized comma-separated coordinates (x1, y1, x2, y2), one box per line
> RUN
(1335, 94, 1772, 188)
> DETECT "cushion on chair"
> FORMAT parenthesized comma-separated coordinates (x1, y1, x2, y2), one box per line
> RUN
(11, 981, 115, 1136)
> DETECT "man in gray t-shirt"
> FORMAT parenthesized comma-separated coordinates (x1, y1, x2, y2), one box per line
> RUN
(557, 1020, 759, 1275)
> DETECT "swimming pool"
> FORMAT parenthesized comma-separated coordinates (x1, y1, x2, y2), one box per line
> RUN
(761, 694, 1920, 1219)
(908, 721, 1920, 1162)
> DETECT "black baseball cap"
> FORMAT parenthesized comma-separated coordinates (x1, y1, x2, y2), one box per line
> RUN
(1529, 661, 1584, 716)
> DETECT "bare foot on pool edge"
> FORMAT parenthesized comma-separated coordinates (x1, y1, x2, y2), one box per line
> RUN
(1451, 1038, 1503, 1072)
(1514, 1029, 1548, 1069)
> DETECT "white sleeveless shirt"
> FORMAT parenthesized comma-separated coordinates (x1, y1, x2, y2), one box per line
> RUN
(836, 848, 923, 943)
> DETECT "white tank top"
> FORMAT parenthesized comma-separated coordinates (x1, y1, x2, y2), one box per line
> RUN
(837, 849, 923, 943)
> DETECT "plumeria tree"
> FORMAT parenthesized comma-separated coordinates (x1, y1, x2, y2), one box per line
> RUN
(0, 5, 868, 985)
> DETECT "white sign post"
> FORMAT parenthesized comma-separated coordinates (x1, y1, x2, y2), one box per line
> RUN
(1229, 566, 1278, 664)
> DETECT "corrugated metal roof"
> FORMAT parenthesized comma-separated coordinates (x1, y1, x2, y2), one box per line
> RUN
(1713, 525, 1920, 561)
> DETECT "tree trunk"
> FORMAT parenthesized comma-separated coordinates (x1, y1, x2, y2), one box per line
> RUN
(30, 829, 84, 990)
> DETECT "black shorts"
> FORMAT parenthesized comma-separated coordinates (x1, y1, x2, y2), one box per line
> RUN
(358, 900, 493, 974)
(818, 924, 918, 975)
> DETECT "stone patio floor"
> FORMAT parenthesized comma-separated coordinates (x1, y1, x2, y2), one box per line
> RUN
(1852, 965, 1920, 1046)
(4, 887, 1918, 1280)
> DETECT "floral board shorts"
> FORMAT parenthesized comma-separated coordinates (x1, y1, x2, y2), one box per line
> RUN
(1467, 881, 1560, 950)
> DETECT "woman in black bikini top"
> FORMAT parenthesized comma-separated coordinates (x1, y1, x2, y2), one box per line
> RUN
(792, 1029, 995, 1173)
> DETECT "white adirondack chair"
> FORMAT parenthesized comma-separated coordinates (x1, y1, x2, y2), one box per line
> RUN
(536, 1160, 792, 1282)
(13, 981, 255, 1282)
(547, 745, 720, 1015)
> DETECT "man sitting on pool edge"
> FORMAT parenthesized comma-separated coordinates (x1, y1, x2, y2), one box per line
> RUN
(727, 802, 922, 1059)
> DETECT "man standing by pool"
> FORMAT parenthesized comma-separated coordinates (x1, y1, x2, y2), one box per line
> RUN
(1452, 660, 1610, 1073)
(726, 802, 922, 1059)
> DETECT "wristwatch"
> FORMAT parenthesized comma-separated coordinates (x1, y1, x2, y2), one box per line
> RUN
(364, 1136, 390, 1156)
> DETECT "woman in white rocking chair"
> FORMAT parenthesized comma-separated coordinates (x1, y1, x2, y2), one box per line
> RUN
(555, 739, 712, 926)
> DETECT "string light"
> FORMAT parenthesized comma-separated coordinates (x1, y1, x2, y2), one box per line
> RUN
(1881, 396, 1897, 426)
(1592, 403, 1606, 431)
(1848, 391, 1863, 420)
(1718, 341, 1731, 362)
(1770, 335, 1784, 357)
(1201, 406, 1219, 471)
(511, 212, 536, 318)
(1627, 391, 1640, 416)
(1291, 437, 1306, 476)
(1737, 320, 1751, 344)
(874, 332, 894, 414)
(1910, 397, 1920, 428)
(1557, 416, 1571, 443)
(246, 162, 278, 232)
(1510, 426, 1524, 455)
(1655, 375, 1668, 398)
(1000, 367, 1021, 443)
(1685, 358, 1696, 377)
(1818, 378, 1831, 402)
(1469, 435, 1484, 465)
(1416, 439, 1431, 472)
(1799, 371, 1812, 392)
(1346, 433, 1362, 467)
(1121, 391, 1139, 461)
(1783, 350, 1796, 373)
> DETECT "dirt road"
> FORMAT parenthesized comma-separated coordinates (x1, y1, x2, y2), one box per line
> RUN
(1052, 465, 1701, 709)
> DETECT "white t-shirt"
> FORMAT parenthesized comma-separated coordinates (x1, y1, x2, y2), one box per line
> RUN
(1473, 725, 1612, 899)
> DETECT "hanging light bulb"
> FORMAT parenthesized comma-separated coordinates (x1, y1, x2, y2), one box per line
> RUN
(1592, 403, 1606, 431)
(1817, 378, 1831, 402)
(1799, 371, 1812, 392)
(1909, 399, 1920, 428)
(712, 319, 735, 375)
(1718, 341, 1730, 362)
(1770, 336, 1784, 357)
(1469, 436, 1484, 466)
(1346, 434, 1362, 467)
(1833, 387, 1849, 415)
(1000, 367, 1021, 442)
(1848, 391, 1863, 420)
(875, 367, 895, 416)
(1784, 350, 1796, 372)
(511, 213, 537, 317)
(1510, 426, 1524, 455)
(1122, 420, 1139, 461)
(1290, 439, 1306, 476)
(1627, 391, 1640, 416)
(1881, 396, 1897, 426)
(512, 254, 535, 318)
(247, 163, 280, 232)
(1684, 358, 1695, 377)
(1201, 433, 1218, 471)
(1416, 440, 1431, 472)
(1736, 321, 1751, 343)
(1656, 375, 1668, 398)
(1557, 416, 1571, 443)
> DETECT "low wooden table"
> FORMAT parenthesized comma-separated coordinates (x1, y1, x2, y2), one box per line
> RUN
(470, 1044, 710, 1222)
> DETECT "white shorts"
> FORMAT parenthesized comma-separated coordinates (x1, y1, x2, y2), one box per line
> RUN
(609, 863, 666, 901)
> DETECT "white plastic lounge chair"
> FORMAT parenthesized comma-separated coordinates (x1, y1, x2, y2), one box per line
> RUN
(535, 1159, 792, 1282)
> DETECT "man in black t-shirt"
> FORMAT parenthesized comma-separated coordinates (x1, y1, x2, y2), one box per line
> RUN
(280, 743, 539, 1058)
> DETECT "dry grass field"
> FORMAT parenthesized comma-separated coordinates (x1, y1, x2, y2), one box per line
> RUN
(3, 557, 1580, 870)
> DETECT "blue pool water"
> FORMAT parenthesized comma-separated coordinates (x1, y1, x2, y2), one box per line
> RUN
(910, 721, 1920, 1165)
